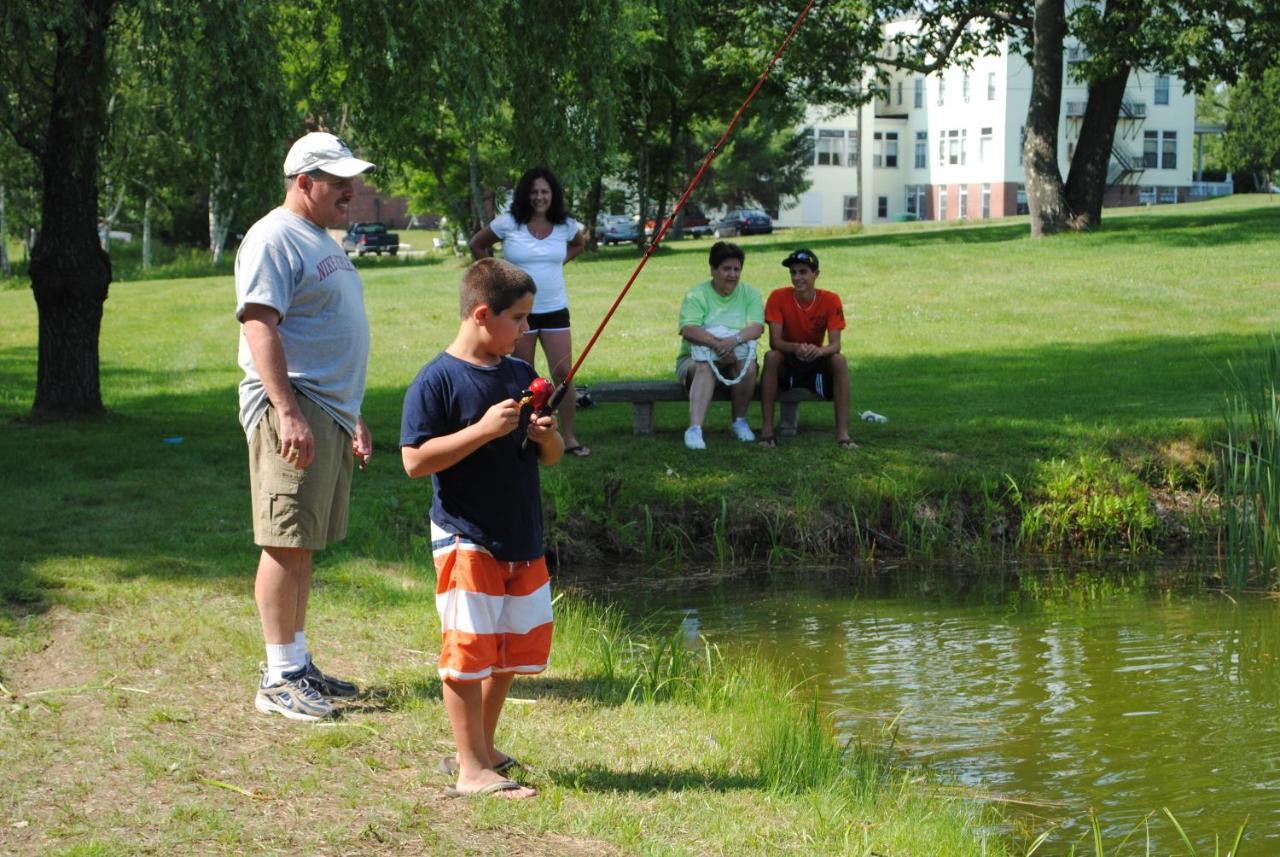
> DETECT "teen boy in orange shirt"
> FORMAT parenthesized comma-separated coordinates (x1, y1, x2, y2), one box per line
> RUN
(401, 258, 564, 799)
(759, 248, 856, 448)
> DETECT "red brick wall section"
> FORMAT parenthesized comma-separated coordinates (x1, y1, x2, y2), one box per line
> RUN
(344, 176, 411, 228)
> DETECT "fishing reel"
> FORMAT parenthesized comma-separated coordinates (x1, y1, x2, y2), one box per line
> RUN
(518, 377, 555, 412)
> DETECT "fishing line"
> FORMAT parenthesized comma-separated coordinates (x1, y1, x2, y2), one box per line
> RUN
(540, 0, 818, 416)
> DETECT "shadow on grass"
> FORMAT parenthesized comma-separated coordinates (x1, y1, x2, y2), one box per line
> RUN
(545, 762, 760, 794)
(353, 673, 664, 713)
(0, 330, 1266, 605)
(576, 198, 1280, 264)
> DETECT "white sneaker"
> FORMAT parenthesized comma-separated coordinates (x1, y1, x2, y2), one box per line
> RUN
(684, 425, 706, 450)
(731, 418, 755, 442)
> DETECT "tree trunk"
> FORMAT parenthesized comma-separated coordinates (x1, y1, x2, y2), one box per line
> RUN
(29, 0, 116, 419)
(467, 141, 485, 235)
(142, 196, 152, 270)
(0, 184, 9, 276)
(208, 155, 232, 266)
(1023, 0, 1071, 237)
(1064, 68, 1130, 229)
(584, 174, 603, 250)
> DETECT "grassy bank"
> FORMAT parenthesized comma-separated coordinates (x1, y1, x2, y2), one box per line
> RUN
(2, 197, 1277, 853)
(2, 198, 1279, 571)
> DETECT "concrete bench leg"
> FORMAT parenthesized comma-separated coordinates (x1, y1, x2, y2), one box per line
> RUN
(632, 402, 655, 435)
(780, 402, 799, 437)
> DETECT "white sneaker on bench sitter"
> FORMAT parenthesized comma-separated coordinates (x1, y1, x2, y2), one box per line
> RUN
(731, 418, 755, 442)
(684, 425, 706, 450)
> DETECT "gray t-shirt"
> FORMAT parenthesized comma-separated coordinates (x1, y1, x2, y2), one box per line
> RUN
(235, 207, 370, 438)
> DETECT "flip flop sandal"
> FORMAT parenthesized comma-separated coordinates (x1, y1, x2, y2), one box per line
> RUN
(837, 438, 859, 449)
(443, 778, 530, 798)
(438, 755, 520, 777)
(758, 436, 777, 448)
(564, 445, 591, 457)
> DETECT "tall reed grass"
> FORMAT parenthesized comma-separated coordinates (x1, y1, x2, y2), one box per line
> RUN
(1218, 337, 1280, 588)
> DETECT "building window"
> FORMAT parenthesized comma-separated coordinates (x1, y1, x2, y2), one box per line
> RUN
(1161, 131, 1177, 169)
(1144, 130, 1177, 168)
(914, 76, 924, 108)
(938, 137, 946, 166)
(959, 185, 969, 218)
(816, 129, 845, 166)
(948, 129, 960, 165)
(987, 72, 996, 101)
(981, 183, 991, 218)
(979, 126, 992, 163)
(938, 75, 945, 106)
(905, 186, 917, 217)
(896, 80, 903, 106)
(877, 196, 889, 219)
(1155, 74, 1170, 106)
(843, 195, 858, 222)
(963, 72, 971, 103)
(882, 132, 898, 167)
(914, 131, 927, 169)
(939, 186, 948, 220)
(1016, 184, 1029, 215)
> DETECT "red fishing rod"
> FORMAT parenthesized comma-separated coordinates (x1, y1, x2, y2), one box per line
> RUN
(525, 0, 818, 422)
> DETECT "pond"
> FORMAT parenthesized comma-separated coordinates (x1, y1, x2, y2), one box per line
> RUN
(604, 562, 1280, 852)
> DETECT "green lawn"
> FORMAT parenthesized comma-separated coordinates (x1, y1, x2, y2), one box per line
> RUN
(1, 196, 1278, 854)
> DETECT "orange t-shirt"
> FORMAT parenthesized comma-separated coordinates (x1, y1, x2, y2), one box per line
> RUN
(764, 288, 846, 347)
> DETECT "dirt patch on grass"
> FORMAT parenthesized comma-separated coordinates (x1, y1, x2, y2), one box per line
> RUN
(0, 603, 619, 856)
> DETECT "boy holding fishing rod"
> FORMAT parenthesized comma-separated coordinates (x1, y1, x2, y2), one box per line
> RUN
(400, 257, 563, 799)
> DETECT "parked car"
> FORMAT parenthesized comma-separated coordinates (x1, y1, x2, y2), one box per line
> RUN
(597, 214, 641, 245)
(342, 222, 399, 256)
(714, 209, 774, 238)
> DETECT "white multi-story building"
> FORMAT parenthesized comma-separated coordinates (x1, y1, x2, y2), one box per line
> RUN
(778, 33, 1197, 227)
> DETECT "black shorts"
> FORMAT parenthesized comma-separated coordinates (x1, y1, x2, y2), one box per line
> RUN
(778, 353, 836, 400)
(525, 307, 571, 333)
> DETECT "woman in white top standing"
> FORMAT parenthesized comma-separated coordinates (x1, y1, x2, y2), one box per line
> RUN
(469, 167, 590, 456)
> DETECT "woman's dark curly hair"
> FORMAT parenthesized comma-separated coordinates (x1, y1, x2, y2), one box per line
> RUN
(510, 167, 568, 225)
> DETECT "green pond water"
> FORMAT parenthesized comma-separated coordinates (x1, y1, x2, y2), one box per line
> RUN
(616, 564, 1280, 852)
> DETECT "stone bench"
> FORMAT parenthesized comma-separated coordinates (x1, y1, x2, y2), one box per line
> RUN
(587, 380, 822, 436)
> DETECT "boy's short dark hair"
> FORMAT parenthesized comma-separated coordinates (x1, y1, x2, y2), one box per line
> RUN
(709, 241, 745, 269)
(460, 258, 536, 318)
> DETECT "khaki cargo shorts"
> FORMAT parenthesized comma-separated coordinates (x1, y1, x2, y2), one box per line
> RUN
(248, 393, 353, 550)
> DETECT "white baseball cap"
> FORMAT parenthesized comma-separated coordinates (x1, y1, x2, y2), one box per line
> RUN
(282, 132, 375, 178)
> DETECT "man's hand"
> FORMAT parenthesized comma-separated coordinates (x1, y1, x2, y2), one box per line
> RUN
(527, 412, 559, 445)
(796, 343, 821, 362)
(353, 417, 372, 469)
(478, 399, 522, 439)
(278, 408, 315, 469)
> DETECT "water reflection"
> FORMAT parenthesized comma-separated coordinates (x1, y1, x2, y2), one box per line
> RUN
(607, 566, 1280, 851)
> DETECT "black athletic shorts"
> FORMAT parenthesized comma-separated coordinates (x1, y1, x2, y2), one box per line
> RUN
(525, 307, 571, 333)
(779, 353, 835, 400)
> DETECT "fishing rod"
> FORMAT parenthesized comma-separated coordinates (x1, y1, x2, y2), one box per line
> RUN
(523, 0, 818, 422)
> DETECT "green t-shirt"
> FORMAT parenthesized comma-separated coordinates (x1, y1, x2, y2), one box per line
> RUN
(675, 279, 765, 370)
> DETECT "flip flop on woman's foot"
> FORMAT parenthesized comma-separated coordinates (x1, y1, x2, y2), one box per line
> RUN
(837, 437, 859, 449)
(438, 754, 520, 777)
(758, 436, 777, 449)
(443, 778, 536, 799)
(564, 445, 591, 457)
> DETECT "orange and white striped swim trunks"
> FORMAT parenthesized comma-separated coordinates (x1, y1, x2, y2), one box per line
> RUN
(431, 521, 553, 682)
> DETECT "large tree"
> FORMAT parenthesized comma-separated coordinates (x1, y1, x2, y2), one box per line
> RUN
(1222, 68, 1280, 190)
(2, 0, 118, 417)
(879, 0, 1280, 234)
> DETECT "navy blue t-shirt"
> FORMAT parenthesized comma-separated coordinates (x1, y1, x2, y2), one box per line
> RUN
(400, 352, 544, 561)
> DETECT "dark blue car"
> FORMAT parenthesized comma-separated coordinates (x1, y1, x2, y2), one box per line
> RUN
(714, 209, 773, 238)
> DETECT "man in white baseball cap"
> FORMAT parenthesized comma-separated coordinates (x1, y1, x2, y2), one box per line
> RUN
(233, 132, 376, 720)
(282, 131, 376, 179)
